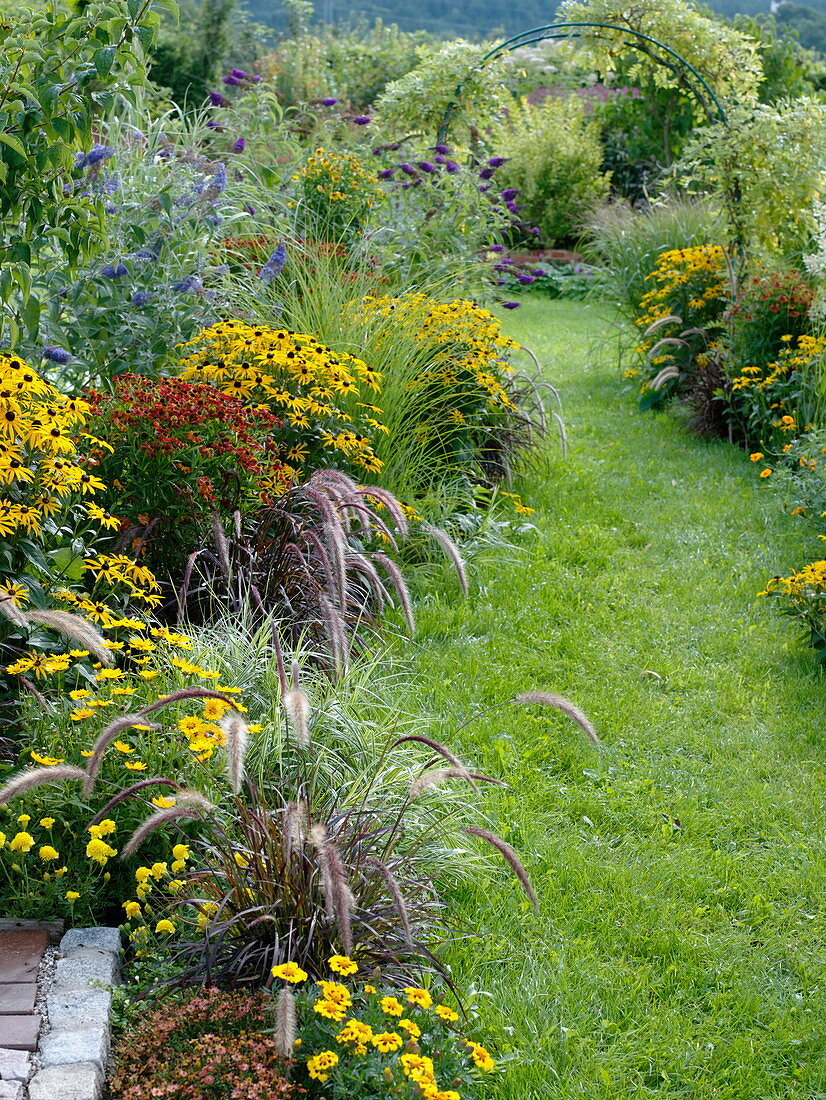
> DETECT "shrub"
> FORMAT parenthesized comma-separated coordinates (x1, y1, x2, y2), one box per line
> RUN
(293, 148, 382, 245)
(33, 113, 231, 389)
(85, 375, 290, 583)
(374, 40, 509, 145)
(177, 319, 386, 480)
(109, 987, 300, 1099)
(724, 270, 816, 446)
(370, 142, 516, 286)
(728, 334, 826, 451)
(489, 94, 611, 248)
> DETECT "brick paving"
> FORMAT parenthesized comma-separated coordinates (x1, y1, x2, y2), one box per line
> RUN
(0, 930, 46, 1053)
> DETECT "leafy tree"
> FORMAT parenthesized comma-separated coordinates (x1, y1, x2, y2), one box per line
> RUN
(0, 0, 169, 347)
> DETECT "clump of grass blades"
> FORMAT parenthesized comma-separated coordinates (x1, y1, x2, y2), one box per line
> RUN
(0, 644, 599, 991)
(586, 198, 723, 326)
(179, 470, 465, 674)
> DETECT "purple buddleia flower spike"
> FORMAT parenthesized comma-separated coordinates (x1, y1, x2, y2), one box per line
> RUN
(41, 346, 72, 363)
(259, 242, 287, 283)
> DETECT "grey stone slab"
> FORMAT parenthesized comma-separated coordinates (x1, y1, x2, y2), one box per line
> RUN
(0, 985, 36, 1015)
(59, 928, 120, 956)
(0, 1016, 40, 1051)
(39, 1027, 108, 1068)
(0, 1047, 30, 1081)
(28, 1061, 103, 1100)
(0, 1079, 23, 1100)
(45, 988, 111, 1031)
(52, 949, 119, 991)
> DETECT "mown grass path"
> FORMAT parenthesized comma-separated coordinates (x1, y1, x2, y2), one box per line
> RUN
(395, 301, 826, 1099)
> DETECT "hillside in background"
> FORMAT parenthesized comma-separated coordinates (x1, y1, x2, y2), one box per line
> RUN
(245, 0, 826, 43)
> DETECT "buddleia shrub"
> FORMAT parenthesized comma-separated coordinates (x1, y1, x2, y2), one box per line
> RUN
(489, 95, 611, 248)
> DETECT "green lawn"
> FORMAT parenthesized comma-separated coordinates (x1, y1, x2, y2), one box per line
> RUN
(392, 300, 826, 1098)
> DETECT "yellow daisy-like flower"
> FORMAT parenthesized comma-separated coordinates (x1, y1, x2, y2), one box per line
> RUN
(65, 890, 80, 902)
(313, 999, 347, 1021)
(328, 954, 358, 976)
(123, 900, 142, 919)
(272, 961, 309, 983)
(38, 845, 59, 861)
(404, 987, 433, 1009)
(371, 1031, 403, 1053)
(39, 818, 55, 829)
(306, 1051, 339, 1083)
(379, 995, 403, 1017)
(9, 831, 34, 853)
(30, 750, 64, 766)
(399, 1018, 422, 1038)
(113, 740, 134, 753)
(155, 919, 175, 934)
(434, 1004, 459, 1022)
(760, 468, 772, 478)
(124, 760, 148, 771)
(151, 795, 176, 809)
(70, 708, 95, 721)
(749, 452, 764, 462)
(466, 1041, 495, 1071)
(172, 844, 189, 862)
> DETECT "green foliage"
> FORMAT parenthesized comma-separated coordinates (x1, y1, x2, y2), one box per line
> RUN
(490, 94, 610, 247)
(556, 0, 764, 108)
(679, 98, 826, 265)
(374, 40, 509, 143)
(585, 198, 723, 324)
(0, 0, 169, 348)
(776, 2, 826, 56)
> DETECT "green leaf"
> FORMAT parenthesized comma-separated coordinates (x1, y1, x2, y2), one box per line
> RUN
(0, 131, 26, 158)
(48, 546, 85, 582)
(93, 45, 116, 76)
(21, 292, 40, 337)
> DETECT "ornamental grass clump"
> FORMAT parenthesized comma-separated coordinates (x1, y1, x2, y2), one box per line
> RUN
(351, 293, 549, 488)
(178, 470, 424, 672)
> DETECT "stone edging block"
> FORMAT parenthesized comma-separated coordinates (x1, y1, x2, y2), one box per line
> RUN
(26, 926, 121, 1100)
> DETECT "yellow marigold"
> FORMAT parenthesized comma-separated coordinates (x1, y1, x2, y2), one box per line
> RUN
(272, 961, 308, 983)
(155, 919, 175, 934)
(38, 845, 59, 861)
(313, 999, 347, 1021)
(434, 1004, 459, 1022)
(404, 987, 433, 1009)
(749, 452, 764, 462)
(760, 468, 772, 478)
(9, 832, 34, 853)
(328, 954, 358, 976)
(371, 1031, 403, 1053)
(89, 819, 116, 838)
(307, 1051, 339, 1083)
(466, 1041, 495, 1071)
(123, 900, 142, 919)
(65, 890, 80, 902)
(86, 837, 117, 865)
(379, 995, 403, 1017)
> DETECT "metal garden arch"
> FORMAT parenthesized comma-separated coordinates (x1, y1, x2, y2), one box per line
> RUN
(438, 21, 729, 142)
